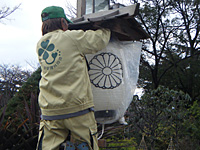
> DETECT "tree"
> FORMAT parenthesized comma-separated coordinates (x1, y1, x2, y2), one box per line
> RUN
(129, 0, 176, 90)
(0, 73, 41, 150)
(129, 0, 200, 101)
(0, 64, 32, 107)
(162, 0, 200, 100)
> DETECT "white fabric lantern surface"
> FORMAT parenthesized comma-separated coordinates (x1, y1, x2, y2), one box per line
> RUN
(86, 38, 142, 124)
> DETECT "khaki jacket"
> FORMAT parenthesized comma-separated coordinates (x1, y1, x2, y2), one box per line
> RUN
(36, 29, 110, 118)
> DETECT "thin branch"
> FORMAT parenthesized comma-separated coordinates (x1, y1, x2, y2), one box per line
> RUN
(0, 4, 21, 22)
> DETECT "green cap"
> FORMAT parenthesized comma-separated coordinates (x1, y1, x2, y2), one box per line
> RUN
(41, 6, 73, 23)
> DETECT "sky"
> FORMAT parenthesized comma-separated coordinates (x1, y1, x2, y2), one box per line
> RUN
(0, 0, 76, 70)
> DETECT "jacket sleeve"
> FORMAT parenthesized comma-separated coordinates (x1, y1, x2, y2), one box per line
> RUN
(68, 29, 111, 54)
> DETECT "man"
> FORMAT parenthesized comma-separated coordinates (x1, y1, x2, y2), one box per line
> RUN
(36, 6, 110, 150)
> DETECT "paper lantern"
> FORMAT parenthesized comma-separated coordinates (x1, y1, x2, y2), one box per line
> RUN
(86, 38, 142, 124)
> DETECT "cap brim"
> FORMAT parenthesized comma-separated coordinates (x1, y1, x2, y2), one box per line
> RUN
(66, 17, 73, 23)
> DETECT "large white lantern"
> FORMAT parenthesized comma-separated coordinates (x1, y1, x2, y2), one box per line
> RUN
(86, 38, 142, 124)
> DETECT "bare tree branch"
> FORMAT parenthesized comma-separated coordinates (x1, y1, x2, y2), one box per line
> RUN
(65, 1, 77, 19)
(0, 3, 21, 22)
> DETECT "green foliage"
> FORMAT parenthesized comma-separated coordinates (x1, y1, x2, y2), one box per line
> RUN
(180, 101, 200, 149)
(97, 123, 138, 149)
(0, 91, 39, 150)
(129, 86, 191, 149)
(100, 137, 137, 150)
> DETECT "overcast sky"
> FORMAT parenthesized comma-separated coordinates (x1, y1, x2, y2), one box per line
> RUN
(0, 0, 76, 70)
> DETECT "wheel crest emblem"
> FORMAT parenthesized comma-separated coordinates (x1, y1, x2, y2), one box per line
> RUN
(88, 52, 123, 89)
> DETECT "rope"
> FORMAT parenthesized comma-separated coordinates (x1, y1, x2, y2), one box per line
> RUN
(97, 124, 105, 140)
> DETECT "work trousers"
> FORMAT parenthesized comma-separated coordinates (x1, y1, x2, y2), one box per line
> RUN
(36, 111, 99, 150)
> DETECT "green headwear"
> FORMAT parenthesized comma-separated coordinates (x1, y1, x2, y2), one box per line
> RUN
(41, 6, 73, 23)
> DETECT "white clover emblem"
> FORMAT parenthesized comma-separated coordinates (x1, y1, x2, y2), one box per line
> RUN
(88, 53, 123, 89)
